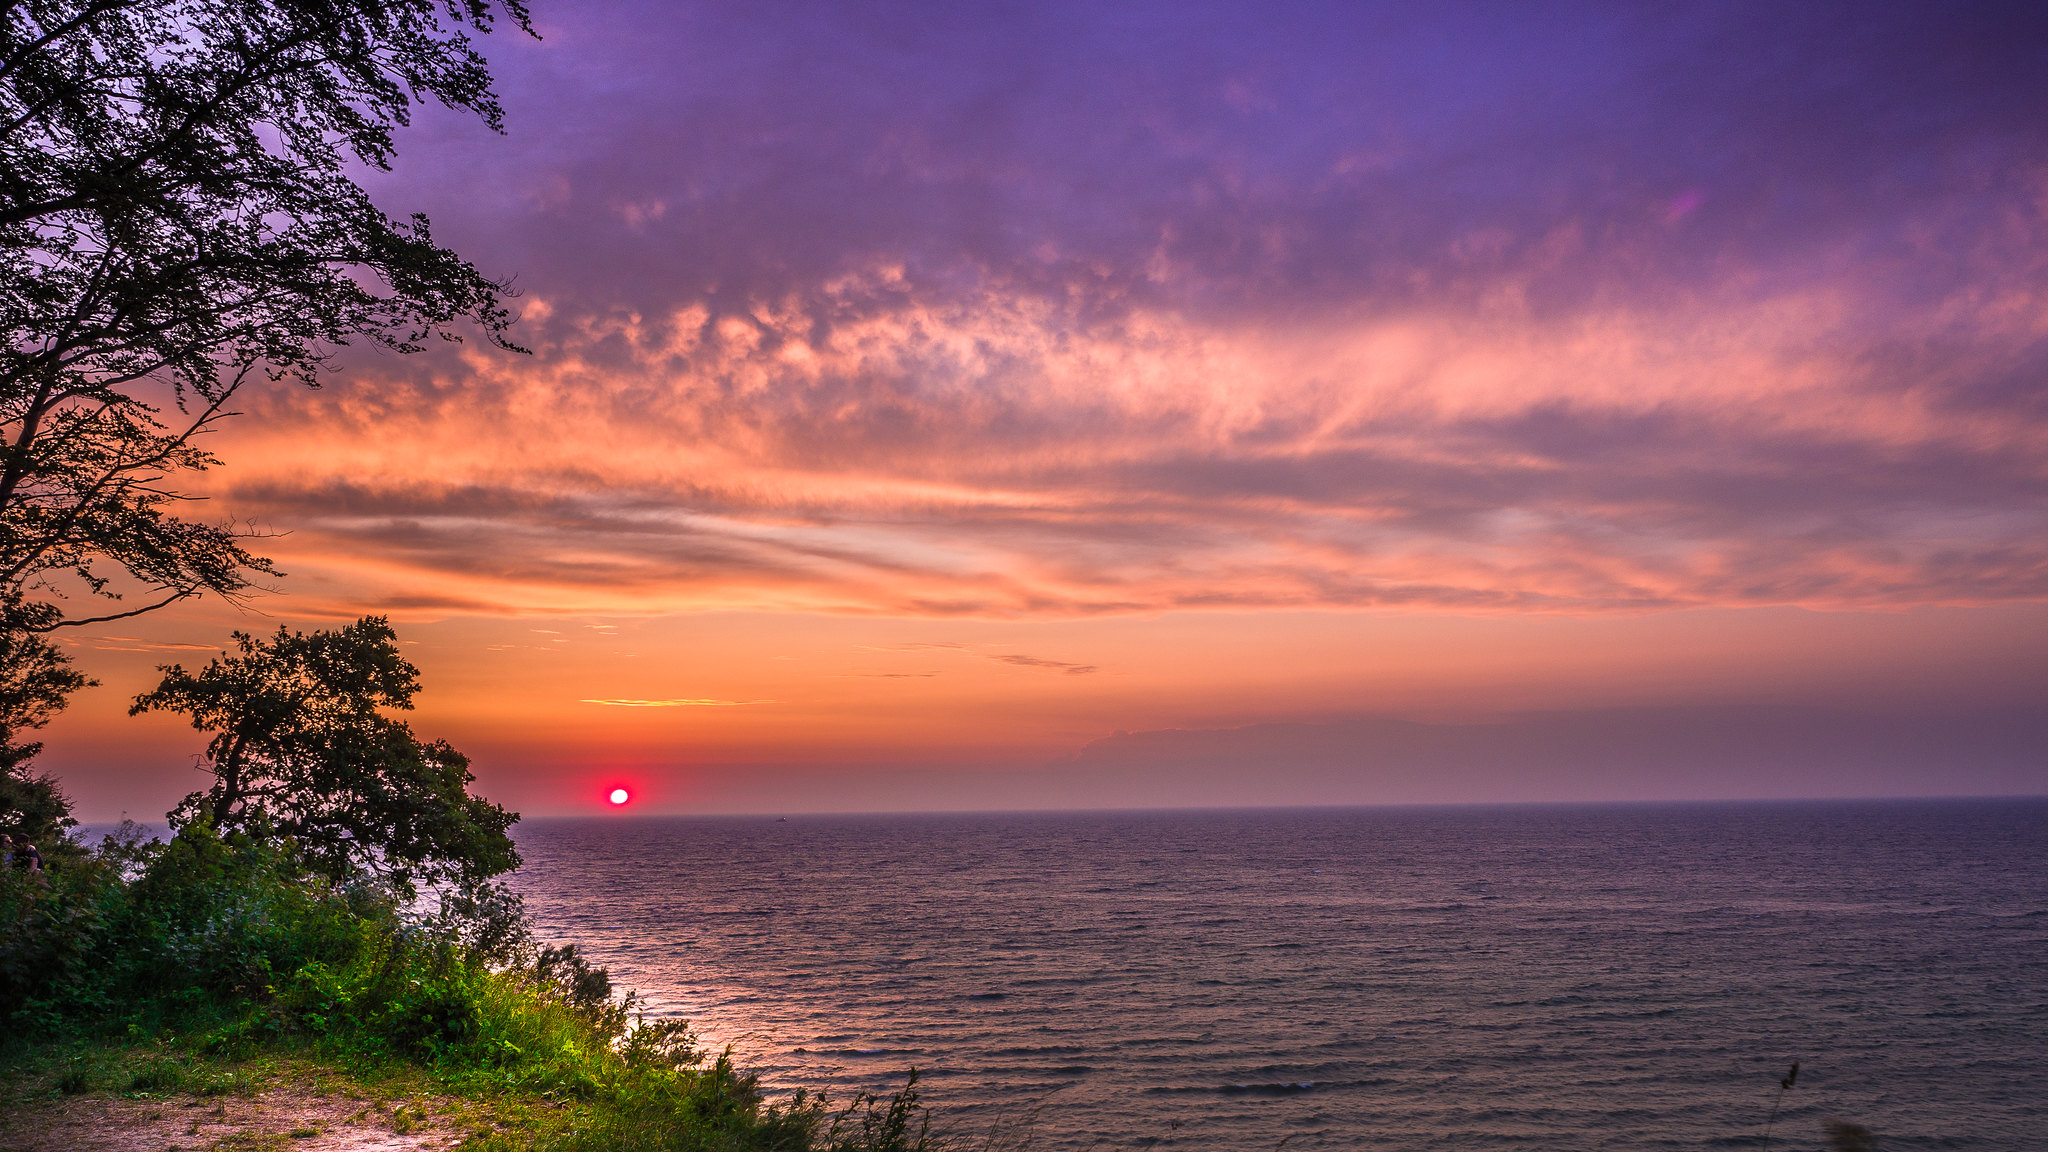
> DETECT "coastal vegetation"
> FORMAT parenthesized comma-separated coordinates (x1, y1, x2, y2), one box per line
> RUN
(0, 824, 940, 1150)
(2, 619, 940, 1151)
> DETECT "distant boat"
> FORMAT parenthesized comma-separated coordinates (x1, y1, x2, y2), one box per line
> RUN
(777, 817, 788, 822)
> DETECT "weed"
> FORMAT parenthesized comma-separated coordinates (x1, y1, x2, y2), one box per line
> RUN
(392, 1104, 428, 1135)
(198, 1072, 251, 1097)
(129, 1058, 190, 1093)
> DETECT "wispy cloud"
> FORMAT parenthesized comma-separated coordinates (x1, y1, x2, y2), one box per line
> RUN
(856, 643, 968, 652)
(90, 637, 225, 652)
(579, 698, 771, 707)
(220, 272, 2048, 618)
(991, 654, 1097, 675)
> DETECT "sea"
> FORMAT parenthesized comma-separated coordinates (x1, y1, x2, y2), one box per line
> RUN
(506, 800, 2048, 1150)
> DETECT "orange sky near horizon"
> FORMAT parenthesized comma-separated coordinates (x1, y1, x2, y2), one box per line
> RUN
(46, 595, 2048, 820)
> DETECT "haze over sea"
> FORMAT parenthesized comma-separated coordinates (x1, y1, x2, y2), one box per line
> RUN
(510, 800, 2047, 1149)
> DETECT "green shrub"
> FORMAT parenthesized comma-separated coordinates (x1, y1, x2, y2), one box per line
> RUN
(110, 825, 377, 1007)
(0, 847, 124, 1027)
(54, 1062, 94, 1094)
(1, 821, 948, 1151)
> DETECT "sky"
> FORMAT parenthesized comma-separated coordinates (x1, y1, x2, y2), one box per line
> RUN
(45, 0, 2048, 819)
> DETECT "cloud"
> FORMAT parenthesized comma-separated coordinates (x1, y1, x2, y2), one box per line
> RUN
(579, 698, 769, 707)
(991, 654, 1097, 675)
(214, 266, 2048, 617)
(191, 0, 2048, 621)
(855, 643, 967, 652)
(89, 637, 223, 652)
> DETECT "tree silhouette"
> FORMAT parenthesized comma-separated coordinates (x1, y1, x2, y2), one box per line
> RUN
(0, 0, 530, 737)
(0, 592, 89, 840)
(132, 616, 518, 895)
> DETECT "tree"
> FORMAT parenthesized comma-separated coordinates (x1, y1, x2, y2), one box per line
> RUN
(0, 758, 76, 844)
(0, 0, 530, 717)
(131, 616, 518, 895)
(0, 590, 90, 830)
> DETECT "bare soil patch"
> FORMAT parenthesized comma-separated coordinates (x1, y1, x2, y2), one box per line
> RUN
(0, 1080, 483, 1152)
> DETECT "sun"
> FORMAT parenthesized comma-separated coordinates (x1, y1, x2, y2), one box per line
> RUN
(608, 788, 630, 806)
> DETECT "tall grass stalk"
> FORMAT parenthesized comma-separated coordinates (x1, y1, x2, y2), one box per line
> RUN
(1758, 1061, 1798, 1151)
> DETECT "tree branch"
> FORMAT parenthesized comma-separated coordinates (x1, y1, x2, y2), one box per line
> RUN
(39, 587, 193, 629)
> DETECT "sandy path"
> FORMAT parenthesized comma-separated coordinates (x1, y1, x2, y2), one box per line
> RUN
(0, 1083, 481, 1152)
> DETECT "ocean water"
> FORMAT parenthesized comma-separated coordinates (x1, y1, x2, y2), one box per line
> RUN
(507, 801, 2048, 1149)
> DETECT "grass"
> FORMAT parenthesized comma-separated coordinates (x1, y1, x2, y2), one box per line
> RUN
(1, 994, 949, 1152)
(0, 1033, 809, 1152)
(0, 825, 950, 1151)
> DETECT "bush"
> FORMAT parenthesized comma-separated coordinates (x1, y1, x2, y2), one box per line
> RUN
(0, 823, 394, 1033)
(0, 846, 124, 1028)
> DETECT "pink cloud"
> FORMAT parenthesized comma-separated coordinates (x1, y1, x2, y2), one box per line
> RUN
(147, 2, 2048, 624)
(189, 255, 2048, 620)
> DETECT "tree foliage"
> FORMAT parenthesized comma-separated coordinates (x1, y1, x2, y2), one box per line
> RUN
(0, 590, 91, 805)
(131, 616, 518, 895)
(0, 758, 75, 842)
(0, 0, 529, 723)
